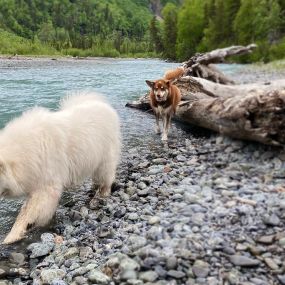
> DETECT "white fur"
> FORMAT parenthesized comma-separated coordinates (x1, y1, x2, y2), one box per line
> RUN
(0, 92, 121, 244)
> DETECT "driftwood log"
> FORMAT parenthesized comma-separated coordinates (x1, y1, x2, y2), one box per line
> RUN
(126, 45, 285, 146)
(182, 44, 257, 85)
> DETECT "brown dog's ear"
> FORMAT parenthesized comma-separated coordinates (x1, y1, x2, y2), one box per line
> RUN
(165, 80, 170, 87)
(146, 80, 155, 88)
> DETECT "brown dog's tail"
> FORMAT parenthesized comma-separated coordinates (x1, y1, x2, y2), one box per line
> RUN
(164, 66, 185, 81)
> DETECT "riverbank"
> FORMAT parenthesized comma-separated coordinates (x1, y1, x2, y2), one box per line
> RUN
(0, 62, 285, 285)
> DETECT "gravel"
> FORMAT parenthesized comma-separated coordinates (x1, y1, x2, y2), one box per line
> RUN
(0, 65, 285, 284)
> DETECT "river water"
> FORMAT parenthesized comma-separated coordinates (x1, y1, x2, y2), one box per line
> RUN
(0, 58, 240, 244)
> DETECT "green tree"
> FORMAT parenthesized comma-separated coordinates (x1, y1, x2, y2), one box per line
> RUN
(149, 16, 163, 53)
(234, 0, 282, 62)
(176, 0, 205, 60)
(162, 3, 178, 59)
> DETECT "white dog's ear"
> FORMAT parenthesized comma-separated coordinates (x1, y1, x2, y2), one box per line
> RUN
(146, 80, 155, 88)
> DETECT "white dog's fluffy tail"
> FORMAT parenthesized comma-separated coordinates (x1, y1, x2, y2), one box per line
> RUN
(60, 91, 106, 110)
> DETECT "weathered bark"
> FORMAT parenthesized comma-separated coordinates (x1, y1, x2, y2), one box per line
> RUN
(182, 44, 257, 84)
(126, 76, 285, 146)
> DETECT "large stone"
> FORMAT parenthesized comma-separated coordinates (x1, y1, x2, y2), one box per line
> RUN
(167, 270, 186, 279)
(139, 270, 158, 282)
(127, 235, 147, 250)
(88, 270, 110, 284)
(27, 242, 54, 259)
(40, 269, 66, 284)
(229, 255, 260, 267)
(192, 260, 210, 278)
(9, 252, 25, 265)
(64, 247, 79, 259)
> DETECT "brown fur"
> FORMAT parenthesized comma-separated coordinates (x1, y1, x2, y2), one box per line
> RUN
(146, 75, 181, 141)
(164, 67, 185, 81)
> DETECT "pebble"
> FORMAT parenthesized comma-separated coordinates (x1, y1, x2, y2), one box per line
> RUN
(263, 214, 280, 226)
(192, 260, 210, 278)
(40, 269, 66, 284)
(229, 255, 260, 267)
(139, 270, 159, 282)
(148, 216, 160, 225)
(167, 270, 186, 279)
(88, 270, 110, 284)
(27, 242, 54, 258)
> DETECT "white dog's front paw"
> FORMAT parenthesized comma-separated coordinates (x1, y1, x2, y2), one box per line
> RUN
(98, 186, 111, 198)
(161, 134, 168, 141)
(2, 231, 26, 245)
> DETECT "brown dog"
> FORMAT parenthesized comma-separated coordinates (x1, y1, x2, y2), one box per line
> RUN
(146, 67, 183, 141)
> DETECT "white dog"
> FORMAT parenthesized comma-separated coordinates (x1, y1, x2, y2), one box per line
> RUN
(0, 92, 121, 244)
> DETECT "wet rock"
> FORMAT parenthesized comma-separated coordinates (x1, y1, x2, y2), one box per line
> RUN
(9, 252, 25, 266)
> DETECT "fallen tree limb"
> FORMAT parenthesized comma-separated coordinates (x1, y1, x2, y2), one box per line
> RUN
(126, 77, 285, 146)
(182, 44, 257, 84)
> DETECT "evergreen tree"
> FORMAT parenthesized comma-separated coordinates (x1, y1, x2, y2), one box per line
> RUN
(176, 0, 205, 60)
(149, 16, 163, 53)
(162, 3, 178, 59)
(234, 0, 281, 44)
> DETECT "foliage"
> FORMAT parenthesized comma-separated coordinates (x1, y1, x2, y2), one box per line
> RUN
(149, 16, 164, 53)
(162, 3, 178, 59)
(176, 0, 205, 61)
(0, 29, 58, 55)
(0, 0, 154, 56)
(0, 0, 284, 62)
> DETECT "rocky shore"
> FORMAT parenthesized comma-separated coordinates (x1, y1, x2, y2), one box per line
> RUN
(0, 64, 285, 285)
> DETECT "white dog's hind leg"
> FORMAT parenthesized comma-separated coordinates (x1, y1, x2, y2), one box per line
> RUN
(95, 154, 118, 198)
(3, 186, 61, 244)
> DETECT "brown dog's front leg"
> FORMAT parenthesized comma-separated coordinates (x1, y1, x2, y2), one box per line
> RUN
(155, 111, 161, 134)
(161, 114, 170, 141)
(2, 186, 61, 244)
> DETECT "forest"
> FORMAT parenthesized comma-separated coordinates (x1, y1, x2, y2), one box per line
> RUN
(0, 0, 284, 62)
